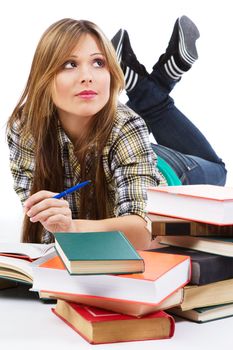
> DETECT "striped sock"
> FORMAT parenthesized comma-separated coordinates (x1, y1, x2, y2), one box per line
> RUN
(124, 67, 138, 91)
(111, 29, 147, 92)
(114, 29, 124, 64)
(164, 16, 199, 80)
(164, 56, 186, 80)
(114, 32, 139, 91)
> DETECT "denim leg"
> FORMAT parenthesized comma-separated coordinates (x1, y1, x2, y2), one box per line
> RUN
(126, 74, 224, 164)
(153, 144, 227, 186)
(126, 71, 227, 185)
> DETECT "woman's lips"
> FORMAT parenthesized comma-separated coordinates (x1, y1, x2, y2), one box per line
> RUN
(76, 90, 97, 99)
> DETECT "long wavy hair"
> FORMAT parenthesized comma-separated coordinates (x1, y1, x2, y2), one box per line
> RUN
(7, 18, 124, 242)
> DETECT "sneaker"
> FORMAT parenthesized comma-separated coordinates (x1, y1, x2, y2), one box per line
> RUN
(111, 29, 148, 92)
(153, 15, 200, 80)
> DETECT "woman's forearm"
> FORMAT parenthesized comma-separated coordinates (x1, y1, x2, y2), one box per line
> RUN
(72, 215, 152, 250)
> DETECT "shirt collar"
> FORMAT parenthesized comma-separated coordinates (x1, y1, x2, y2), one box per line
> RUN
(56, 120, 73, 149)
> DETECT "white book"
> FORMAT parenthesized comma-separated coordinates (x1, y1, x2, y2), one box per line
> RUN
(146, 184, 233, 225)
(0, 242, 55, 260)
(0, 255, 33, 283)
(0, 246, 56, 284)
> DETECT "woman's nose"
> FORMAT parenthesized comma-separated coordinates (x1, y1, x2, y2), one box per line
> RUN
(81, 78, 92, 83)
(79, 65, 93, 84)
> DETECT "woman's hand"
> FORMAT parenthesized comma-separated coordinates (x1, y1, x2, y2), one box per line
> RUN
(24, 190, 75, 233)
(24, 191, 151, 249)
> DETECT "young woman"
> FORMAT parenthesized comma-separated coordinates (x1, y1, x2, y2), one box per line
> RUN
(7, 17, 226, 249)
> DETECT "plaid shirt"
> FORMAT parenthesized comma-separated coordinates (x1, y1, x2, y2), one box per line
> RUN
(7, 103, 167, 231)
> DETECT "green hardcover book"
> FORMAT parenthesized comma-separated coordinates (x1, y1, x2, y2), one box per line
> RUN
(54, 231, 144, 275)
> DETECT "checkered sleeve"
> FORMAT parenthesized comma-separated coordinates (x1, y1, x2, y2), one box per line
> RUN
(109, 108, 159, 219)
(7, 121, 35, 205)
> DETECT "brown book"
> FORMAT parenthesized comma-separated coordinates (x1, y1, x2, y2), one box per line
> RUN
(52, 300, 175, 344)
(146, 214, 190, 238)
(157, 235, 233, 257)
(190, 222, 233, 236)
(146, 213, 233, 237)
(178, 278, 233, 311)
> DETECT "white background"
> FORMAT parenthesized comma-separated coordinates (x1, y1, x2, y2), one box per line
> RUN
(0, 0, 232, 240)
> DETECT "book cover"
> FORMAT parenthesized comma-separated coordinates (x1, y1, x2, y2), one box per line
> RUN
(169, 303, 233, 323)
(146, 184, 233, 225)
(52, 300, 175, 344)
(32, 250, 190, 306)
(149, 246, 233, 285)
(157, 235, 233, 257)
(54, 231, 144, 275)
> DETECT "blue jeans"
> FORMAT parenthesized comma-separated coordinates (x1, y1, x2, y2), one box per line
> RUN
(126, 69, 227, 185)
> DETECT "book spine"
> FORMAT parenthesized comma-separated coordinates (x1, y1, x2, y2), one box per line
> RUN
(147, 216, 233, 237)
(52, 308, 94, 344)
(147, 221, 191, 238)
(190, 223, 233, 236)
(167, 314, 175, 338)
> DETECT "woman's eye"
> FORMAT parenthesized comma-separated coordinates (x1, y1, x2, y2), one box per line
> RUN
(63, 61, 77, 69)
(93, 59, 105, 68)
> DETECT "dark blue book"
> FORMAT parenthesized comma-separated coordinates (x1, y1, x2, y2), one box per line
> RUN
(148, 246, 233, 285)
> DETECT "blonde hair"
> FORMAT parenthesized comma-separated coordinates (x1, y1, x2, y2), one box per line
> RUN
(8, 18, 124, 242)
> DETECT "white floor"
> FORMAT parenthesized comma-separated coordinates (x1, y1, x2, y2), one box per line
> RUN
(0, 283, 233, 350)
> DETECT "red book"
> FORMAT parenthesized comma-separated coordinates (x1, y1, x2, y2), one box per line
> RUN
(146, 184, 233, 225)
(33, 251, 190, 316)
(52, 300, 175, 344)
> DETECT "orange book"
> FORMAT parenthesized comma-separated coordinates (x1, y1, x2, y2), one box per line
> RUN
(32, 251, 190, 316)
(52, 300, 175, 344)
(146, 184, 233, 225)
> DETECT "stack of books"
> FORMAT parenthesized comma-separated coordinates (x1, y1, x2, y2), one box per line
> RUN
(146, 184, 233, 323)
(0, 234, 191, 343)
(31, 230, 191, 344)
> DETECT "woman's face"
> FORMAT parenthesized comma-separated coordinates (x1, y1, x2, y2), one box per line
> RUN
(52, 34, 111, 122)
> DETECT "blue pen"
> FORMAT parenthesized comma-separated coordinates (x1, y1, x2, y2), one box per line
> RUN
(53, 180, 91, 199)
